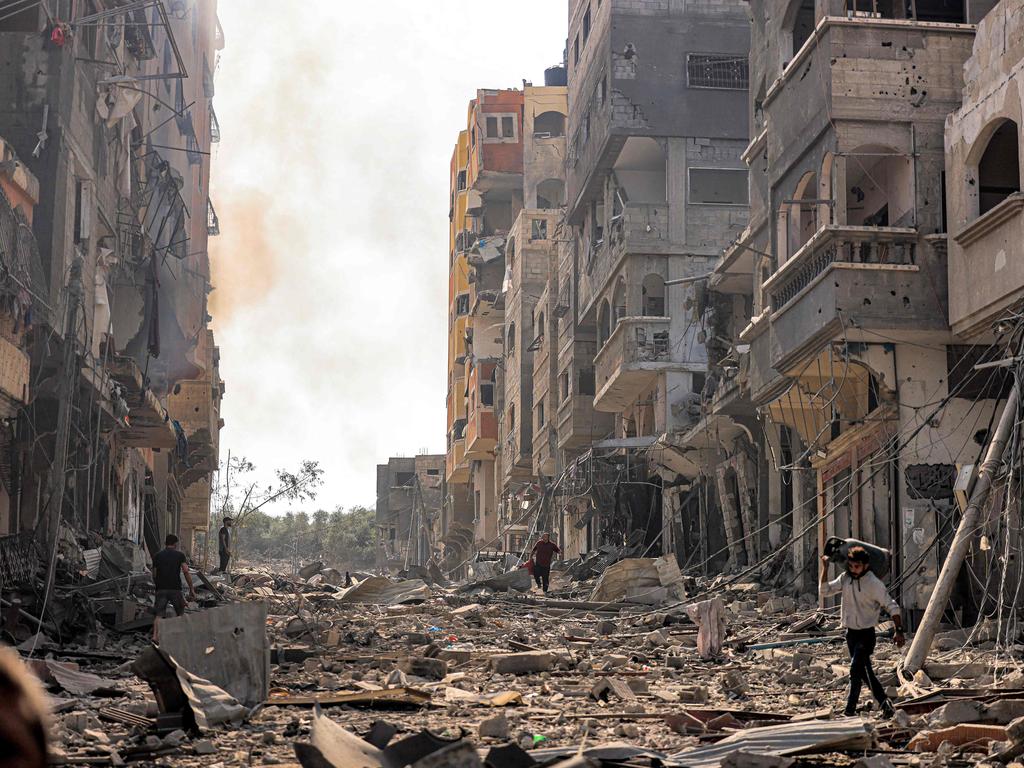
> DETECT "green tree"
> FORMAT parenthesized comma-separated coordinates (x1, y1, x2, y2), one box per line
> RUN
(324, 505, 376, 570)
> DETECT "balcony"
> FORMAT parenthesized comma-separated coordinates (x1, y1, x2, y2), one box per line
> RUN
(445, 438, 469, 484)
(594, 317, 678, 413)
(502, 433, 530, 479)
(532, 423, 556, 478)
(950, 193, 1024, 338)
(760, 226, 947, 374)
(181, 477, 212, 532)
(107, 356, 177, 449)
(168, 380, 220, 485)
(764, 18, 975, 145)
(465, 405, 497, 459)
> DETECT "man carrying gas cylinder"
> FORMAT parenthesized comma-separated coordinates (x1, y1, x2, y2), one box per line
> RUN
(820, 544, 905, 718)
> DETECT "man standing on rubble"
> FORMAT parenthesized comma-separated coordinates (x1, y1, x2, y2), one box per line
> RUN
(820, 547, 905, 718)
(152, 534, 196, 640)
(216, 517, 233, 574)
(529, 533, 561, 594)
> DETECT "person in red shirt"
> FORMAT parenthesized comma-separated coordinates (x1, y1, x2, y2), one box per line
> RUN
(529, 533, 561, 593)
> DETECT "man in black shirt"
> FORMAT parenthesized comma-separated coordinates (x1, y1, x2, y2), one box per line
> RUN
(151, 534, 195, 640)
(216, 517, 233, 574)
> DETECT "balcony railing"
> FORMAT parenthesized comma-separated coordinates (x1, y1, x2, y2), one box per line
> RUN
(594, 317, 673, 410)
(767, 226, 917, 313)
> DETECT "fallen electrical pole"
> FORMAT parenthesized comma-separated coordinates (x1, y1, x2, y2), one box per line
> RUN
(903, 381, 1019, 673)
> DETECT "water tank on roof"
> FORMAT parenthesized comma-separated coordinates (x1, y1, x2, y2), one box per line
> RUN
(544, 66, 567, 87)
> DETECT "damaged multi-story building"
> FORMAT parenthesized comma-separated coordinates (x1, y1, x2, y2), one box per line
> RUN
(374, 455, 445, 572)
(446, 88, 524, 568)
(699, 0, 1013, 620)
(0, 1, 225, 606)
(406, 0, 1024, 610)
(555, 0, 752, 557)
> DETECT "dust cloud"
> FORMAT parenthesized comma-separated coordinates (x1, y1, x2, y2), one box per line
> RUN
(208, 188, 277, 321)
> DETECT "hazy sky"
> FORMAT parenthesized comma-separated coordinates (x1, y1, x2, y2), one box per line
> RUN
(208, 2, 567, 513)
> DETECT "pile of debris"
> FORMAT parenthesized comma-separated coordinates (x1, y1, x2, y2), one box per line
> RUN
(4, 556, 1022, 767)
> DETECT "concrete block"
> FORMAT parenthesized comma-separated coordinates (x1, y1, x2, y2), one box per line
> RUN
(489, 651, 555, 675)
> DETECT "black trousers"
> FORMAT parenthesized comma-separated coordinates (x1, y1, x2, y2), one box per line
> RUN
(218, 550, 230, 573)
(534, 564, 551, 592)
(846, 627, 888, 712)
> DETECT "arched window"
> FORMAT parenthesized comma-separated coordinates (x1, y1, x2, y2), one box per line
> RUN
(783, 0, 815, 64)
(642, 274, 665, 316)
(507, 323, 516, 357)
(977, 120, 1021, 216)
(598, 300, 611, 347)
(843, 145, 913, 227)
(785, 171, 818, 260)
(534, 111, 566, 137)
(612, 277, 627, 324)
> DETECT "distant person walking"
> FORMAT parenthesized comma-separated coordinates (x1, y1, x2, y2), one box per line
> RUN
(529, 533, 561, 593)
(217, 517, 233, 574)
(151, 534, 195, 641)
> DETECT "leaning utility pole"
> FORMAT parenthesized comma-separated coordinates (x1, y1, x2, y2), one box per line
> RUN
(42, 256, 84, 600)
(904, 381, 1019, 673)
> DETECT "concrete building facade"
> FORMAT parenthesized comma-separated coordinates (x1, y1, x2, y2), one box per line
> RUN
(0, 1, 226, 576)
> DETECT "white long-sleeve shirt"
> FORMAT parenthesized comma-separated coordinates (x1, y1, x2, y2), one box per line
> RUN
(821, 571, 900, 630)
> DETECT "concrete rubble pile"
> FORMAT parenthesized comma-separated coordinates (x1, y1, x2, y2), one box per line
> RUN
(2, 557, 1019, 767)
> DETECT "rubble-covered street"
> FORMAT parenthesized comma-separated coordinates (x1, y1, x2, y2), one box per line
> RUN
(4, 0, 1024, 766)
(16, 554, 1024, 768)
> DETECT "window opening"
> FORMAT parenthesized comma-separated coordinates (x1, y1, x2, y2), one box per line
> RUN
(486, 117, 499, 138)
(502, 116, 515, 139)
(689, 168, 748, 205)
(978, 120, 1021, 216)
(480, 383, 494, 407)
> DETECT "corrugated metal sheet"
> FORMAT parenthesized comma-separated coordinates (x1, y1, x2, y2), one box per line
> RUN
(670, 718, 876, 767)
(83, 548, 101, 578)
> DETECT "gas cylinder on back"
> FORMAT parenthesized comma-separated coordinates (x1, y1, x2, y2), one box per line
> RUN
(823, 537, 891, 578)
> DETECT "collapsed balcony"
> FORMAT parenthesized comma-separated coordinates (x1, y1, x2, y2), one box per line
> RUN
(106, 355, 177, 449)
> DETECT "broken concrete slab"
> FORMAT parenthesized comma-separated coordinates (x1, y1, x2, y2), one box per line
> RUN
(396, 656, 447, 680)
(478, 712, 509, 739)
(157, 601, 269, 708)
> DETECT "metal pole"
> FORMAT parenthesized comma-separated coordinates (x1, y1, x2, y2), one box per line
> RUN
(904, 381, 1019, 673)
(41, 257, 84, 602)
